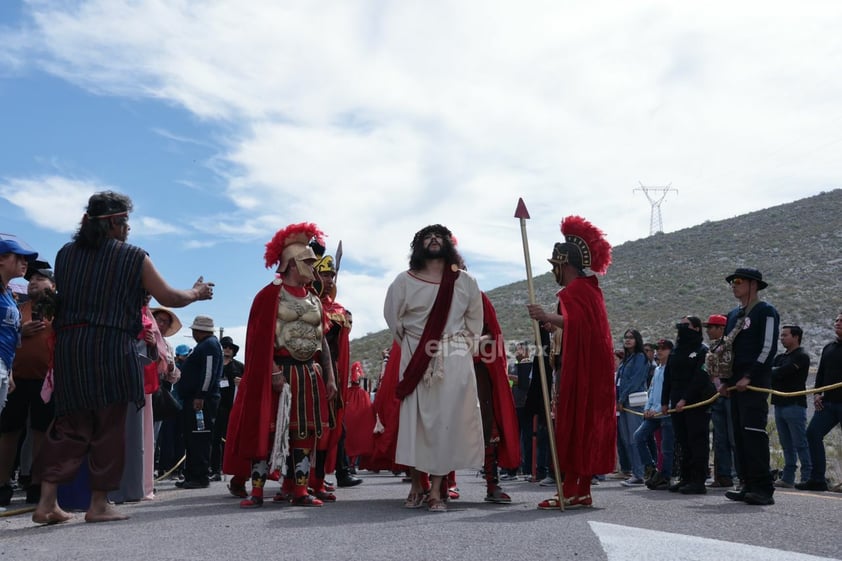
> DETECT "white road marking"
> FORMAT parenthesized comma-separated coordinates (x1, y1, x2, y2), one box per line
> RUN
(589, 521, 840, 561)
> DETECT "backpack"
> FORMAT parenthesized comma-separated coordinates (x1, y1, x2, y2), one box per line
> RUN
(705, 302, 756, 379)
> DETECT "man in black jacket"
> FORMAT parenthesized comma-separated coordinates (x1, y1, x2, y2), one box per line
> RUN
(796, 313, 842, 492)
(177, 315, 223, 489)
(720, 268, 779, 505)
(771, 325, 811, 488)
(209, 336, 244, 481)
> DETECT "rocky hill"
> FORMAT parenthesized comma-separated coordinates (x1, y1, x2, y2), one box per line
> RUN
(351, 189, 842, 377)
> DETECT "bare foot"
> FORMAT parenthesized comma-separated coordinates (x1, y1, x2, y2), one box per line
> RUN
(32, 507, 73, 525)
(84, 504, 130, 523)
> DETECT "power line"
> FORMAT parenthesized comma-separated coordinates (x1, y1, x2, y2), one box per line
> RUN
(633, 182, 678, 236)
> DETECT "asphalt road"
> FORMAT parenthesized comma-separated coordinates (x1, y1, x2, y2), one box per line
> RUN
(2, 470, 841, 561)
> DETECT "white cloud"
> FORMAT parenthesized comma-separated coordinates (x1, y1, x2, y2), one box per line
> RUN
(0, 175, 99, 232)
(134, 216, 183, 236)
(8, 0, 842, 336)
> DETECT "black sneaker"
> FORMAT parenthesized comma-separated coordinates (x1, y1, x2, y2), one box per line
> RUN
(743, 492, 775, 505)
(0, 484, 13, 507)
(645, 472, 665, 490)
(336, 474, 362, 488)
(679, 482, 707, 495)
(725, 489, 747, 502)
(668, 480, 685, 493)
(794, 480, 828, 492)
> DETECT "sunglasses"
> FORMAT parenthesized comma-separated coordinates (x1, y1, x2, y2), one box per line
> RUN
(729, 278, 745, 286)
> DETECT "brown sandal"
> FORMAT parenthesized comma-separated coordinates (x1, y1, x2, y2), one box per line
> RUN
(427, 497, 448, 512)
(404, 491, 427, 509)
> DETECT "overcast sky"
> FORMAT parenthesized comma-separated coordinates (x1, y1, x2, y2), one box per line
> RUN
(2, 1, 840, 357)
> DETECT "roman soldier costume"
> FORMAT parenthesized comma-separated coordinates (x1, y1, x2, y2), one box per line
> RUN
(306, 243, 359, 500)
(538, 215, 617, 510)
(223, 222, 334, 508)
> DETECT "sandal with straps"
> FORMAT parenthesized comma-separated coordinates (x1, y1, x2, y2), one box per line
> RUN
(403, 491, 427, 509)
(427, 497, 448, 512)
(537, 495, 563, 510)
(313, 489, 337, 502)
(484, 486, 512, 504)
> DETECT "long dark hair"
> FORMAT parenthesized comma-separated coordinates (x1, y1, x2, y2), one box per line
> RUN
(73, 191, 133, 249)
(622, 328, 644, 359)
(408, 224, 465, 271)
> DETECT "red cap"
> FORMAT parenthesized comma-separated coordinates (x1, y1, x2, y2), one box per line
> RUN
(704, 314, 727, 327)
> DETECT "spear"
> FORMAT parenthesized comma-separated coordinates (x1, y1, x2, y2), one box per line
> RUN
(514, 198, 564, 511)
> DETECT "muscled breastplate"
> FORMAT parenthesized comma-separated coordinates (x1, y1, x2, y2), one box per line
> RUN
(275, 288, 324, 361)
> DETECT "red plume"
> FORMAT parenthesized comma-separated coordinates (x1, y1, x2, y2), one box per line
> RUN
(560, 215, 612, 275)
(264, 222, 325, 269)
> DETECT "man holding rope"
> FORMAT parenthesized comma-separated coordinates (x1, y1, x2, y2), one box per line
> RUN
(720, 268, 779, 506)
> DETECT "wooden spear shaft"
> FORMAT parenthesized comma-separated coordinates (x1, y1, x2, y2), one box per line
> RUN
(514, 198, 564, 511)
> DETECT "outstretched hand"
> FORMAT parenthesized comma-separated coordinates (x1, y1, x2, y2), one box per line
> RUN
(193, 276, 215, 300)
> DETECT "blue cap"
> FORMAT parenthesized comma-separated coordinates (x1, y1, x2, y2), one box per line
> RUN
(175, 344, 191, 356)
(0, 233, 38, 261)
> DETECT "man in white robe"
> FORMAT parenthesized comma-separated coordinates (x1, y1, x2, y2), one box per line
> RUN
(383, 224, 484, 512)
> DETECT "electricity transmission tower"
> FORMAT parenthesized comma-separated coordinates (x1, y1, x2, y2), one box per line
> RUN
(633, 182, 678, 236)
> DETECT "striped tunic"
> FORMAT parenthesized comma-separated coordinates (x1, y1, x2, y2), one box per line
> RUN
(52, 239, 147, 416)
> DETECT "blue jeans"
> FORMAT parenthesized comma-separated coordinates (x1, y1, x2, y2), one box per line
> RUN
(634, 416, 674, 477)
(618, 408, 645, 478)
(805, 401, 842, 483)
(774, 404, 812, 484)
(710, 396, 735, 478)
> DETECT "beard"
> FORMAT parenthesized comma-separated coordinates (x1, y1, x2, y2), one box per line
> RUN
(422, 244, 445, 260)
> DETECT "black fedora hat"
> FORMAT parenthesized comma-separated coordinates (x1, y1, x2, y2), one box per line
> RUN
(220, 336, 240, 355)
(725, 267, 768, 290)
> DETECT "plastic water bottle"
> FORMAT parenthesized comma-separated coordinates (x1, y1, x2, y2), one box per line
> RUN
(195, 410, 205, 431)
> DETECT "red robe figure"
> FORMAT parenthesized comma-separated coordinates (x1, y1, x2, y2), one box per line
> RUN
(223, 223, 337, 508)
(475, 292, 521, 503)
(365, 341, 402, 472)
(343, 362, 375, 464)
(307, 243, 361, 499)
(527, 215, 617, 509)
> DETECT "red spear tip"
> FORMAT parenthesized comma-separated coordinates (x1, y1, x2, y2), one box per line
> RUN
(514, 198, 530, 219)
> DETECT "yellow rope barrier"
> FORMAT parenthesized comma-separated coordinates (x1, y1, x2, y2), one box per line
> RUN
(621, 380, 842, 417)
(0, 505, 36, 518)
(155, 454, 186, 482)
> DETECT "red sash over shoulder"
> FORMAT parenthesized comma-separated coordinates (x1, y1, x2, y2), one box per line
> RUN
(394, 267, 458, 400)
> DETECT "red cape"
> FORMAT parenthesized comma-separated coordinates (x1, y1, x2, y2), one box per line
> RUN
(554, 275, 617, 475)
(343, 385, 375, 457)
(322, 298, 351, 473)
(480, 293, 521, 470)
(223, 282, 282, 477)
(363, 339, 402, 471)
